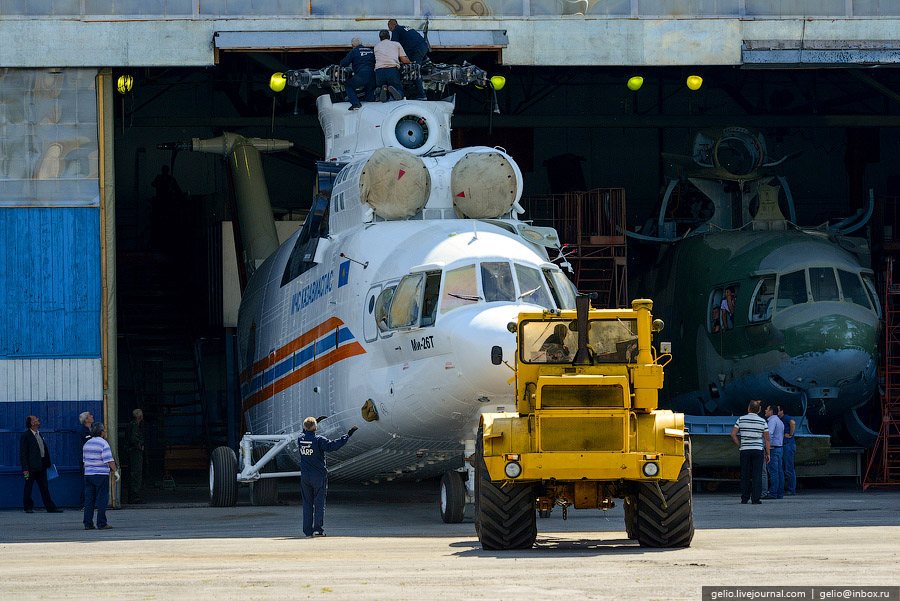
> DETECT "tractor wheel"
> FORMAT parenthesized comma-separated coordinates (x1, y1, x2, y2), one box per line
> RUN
(635, 447, 694, 548)
(474, 427, 536, 550)
(209, 446, 238, 507)
(250, 445, 279, 506)
(440, 471, 466, 523)
(623, 495, 637, 539)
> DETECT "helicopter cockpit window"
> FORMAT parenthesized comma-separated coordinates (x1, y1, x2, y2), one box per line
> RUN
(481, 262, 515, 302)
(810, 267, 839, 302)
(374, 286, 395, 331)
(419, 271, 441, 327)
(776, 270, 808, 311)
(520, 319, 638, 364)
(281, 193, 331, 287)
(837, 270, 871, 310)
(441, 265, 479, 314)
(749, 277, 775, 323)
(544, 268, 577, 310)
(709, 285, 738, 332)
(862, 274, 882, 318)
(514, 264, 552, 308)
(389, 273, 424, 329)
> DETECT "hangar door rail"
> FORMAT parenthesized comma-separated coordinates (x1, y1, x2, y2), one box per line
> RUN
(522, 188, 627, 309)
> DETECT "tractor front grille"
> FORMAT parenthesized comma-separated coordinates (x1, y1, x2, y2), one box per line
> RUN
(539, 416, 625, 452)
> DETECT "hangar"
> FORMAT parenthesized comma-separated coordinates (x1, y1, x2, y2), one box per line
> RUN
(2, 2, 900, 506)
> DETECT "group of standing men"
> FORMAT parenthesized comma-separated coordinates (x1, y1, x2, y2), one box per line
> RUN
(339, 19, 429, 109)
(19, 408, 146, 521)
(731, 400, 797, 504)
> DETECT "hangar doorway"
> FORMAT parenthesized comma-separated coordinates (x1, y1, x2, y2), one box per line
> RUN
(110, 43, 507, 497)
(111, 55, 900, 497)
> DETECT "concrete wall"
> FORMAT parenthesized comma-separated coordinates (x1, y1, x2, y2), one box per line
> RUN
(1, 18, 900, 67)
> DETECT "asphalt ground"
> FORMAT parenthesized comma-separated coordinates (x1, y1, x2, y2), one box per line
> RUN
(1, 479, 898, 601)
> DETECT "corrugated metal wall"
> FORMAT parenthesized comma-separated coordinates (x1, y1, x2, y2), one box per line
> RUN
(0, 68, 102, 508)
(0, 208, 101, 357)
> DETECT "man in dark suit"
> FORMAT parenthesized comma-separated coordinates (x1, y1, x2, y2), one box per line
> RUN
(20, 415, 63, 513)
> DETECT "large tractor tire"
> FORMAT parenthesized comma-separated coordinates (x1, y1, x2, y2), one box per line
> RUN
(623, 495, 638, 540)
(634, 446, 694, 548)
(440, 471, 466, 523)
(209, 446, 238, 507)
(474, 427, 537, 550)
(250, 445, 279, 506)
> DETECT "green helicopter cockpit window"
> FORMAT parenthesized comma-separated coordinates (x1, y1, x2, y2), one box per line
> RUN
(862, 274, 882, 318)
(749, 277, 775, 323)
(776, 270, 808, 311)
(837, 270, 871, 310)
(810, 267, 840, 302)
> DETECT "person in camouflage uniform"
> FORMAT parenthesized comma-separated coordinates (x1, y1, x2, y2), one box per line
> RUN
(125, 408, 146, 504)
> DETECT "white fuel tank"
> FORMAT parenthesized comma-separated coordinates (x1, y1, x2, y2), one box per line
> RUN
(450, 150, 519, 218)
(358, 147, 432, 219)
(329, 145, 524, 233)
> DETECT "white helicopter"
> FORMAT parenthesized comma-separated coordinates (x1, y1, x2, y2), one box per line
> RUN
(198, 62, 577, 522)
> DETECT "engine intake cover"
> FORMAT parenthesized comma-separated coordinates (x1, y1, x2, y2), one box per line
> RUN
(359, 148, 431, 219)
(451, 152, 518, 219)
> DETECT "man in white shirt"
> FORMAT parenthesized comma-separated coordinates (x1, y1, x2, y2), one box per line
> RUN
(374, 29, 410, 102)
(83, 423, 120, 530)
(730, 400, 770, 504)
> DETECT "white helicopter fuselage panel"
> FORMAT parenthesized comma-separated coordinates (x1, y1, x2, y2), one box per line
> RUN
(237, 217, 560, 481)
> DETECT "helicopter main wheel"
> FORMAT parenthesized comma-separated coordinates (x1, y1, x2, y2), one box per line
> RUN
(250, 445, 279, 506)
(439, 471, 466, 523)
(634, 444, 694, 548)
(209, 446, 238, 507)
(474, 426, 536, 550)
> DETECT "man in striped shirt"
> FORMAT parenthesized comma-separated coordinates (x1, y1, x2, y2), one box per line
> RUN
(83, 423, 120, 530)
(730, 400, 771, 504)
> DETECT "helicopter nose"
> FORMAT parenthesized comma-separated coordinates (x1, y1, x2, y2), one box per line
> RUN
(777, 307, 878, 356)
(443, 305, 520, 397)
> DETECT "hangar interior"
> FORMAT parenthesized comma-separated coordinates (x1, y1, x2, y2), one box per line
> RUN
(107, 53, 900, 483)
(3, 5, 900, 503)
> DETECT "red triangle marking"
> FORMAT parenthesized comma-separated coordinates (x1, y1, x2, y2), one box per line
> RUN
(456, 191, 466, 198)
(398, 169, 405, 179)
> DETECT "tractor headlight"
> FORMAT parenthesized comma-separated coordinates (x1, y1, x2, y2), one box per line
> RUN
(642, 461, 660, 477)
(504, 461, 522, 478)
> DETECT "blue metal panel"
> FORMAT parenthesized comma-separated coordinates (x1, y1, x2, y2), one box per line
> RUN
(0, 399, 103, 508)
(0, 207, 101, 358)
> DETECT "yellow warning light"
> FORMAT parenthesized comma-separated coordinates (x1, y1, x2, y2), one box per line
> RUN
(627, 76, 644, 91)
(269, 72, 287, 93)
(116, 75, 133, 95)
(490, 75, 506, 91)
(686, 75, 703, 91)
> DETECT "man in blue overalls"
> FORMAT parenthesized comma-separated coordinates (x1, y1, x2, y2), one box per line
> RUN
(339, 37, 376, 110)
(298, 416, 357, 537)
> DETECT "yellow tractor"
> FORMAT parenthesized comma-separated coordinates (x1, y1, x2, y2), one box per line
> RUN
(476, 296, 693, 549)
